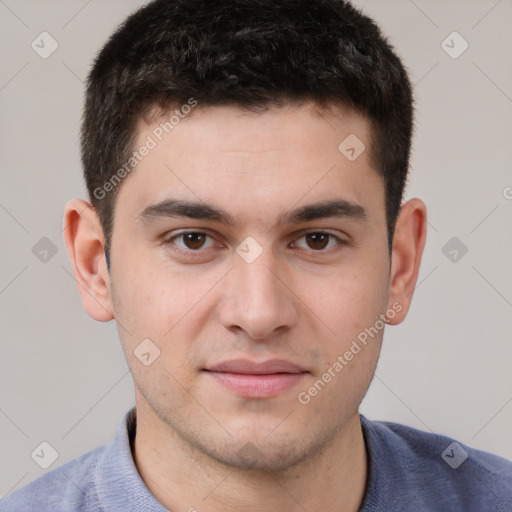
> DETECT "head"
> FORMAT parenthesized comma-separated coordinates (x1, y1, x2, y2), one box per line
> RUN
(65, 0, 426, 472)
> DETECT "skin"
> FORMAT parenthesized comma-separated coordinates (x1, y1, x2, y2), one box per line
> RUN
(63, 102, 427, 511)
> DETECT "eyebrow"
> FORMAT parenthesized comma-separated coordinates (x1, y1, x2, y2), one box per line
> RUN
(136, 197, 367, 228)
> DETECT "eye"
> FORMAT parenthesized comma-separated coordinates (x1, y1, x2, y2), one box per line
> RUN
(164, 231, 217, 253)
(291, 231, 344, 251)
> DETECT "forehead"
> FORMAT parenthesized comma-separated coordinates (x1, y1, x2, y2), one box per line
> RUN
(114, 102, 384, 229)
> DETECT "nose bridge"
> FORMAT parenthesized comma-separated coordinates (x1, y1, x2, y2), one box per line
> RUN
(235, 233, 280, 290)
(220, 241, 297, 338)
(238, 254, 280, 301)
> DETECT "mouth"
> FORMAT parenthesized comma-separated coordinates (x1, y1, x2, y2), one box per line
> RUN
(202, 359, 309, 398)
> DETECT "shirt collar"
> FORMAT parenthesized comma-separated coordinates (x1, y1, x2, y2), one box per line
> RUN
(93, 406, 169, 511)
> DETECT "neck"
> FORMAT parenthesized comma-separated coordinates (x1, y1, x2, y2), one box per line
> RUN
(132, 401, 367, 512)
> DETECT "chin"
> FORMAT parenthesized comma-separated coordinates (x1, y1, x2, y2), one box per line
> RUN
(204, 440, 313, 473)
(189, 422, 340, 474)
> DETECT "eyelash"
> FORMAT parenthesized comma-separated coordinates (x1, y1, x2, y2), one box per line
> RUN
(162, 230, 346, 258)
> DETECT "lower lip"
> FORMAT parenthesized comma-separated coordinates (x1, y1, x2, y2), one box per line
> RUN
(205, 371, 307, 398)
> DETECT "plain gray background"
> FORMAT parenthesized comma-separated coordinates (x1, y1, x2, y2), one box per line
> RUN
(1, 0, 511, 497)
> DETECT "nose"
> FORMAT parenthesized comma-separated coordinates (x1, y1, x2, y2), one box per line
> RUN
(218, 247, 298, 340)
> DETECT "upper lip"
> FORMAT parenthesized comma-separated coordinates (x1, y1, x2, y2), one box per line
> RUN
(205, 359, 307, 375)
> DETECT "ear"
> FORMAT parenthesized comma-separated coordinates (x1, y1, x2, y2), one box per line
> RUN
(62, 198, 114, 322)
(386, 198, 427, 325)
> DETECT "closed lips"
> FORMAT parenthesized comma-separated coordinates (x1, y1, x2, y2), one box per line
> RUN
(204, 359, 308, 374)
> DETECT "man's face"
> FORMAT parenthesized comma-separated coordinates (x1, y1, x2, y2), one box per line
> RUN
(108, 102, 392, 471)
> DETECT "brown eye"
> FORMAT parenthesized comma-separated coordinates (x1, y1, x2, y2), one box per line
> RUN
(165, 231, 216, 252)
(182, 232, 207, 250)
(292, 231, 343, 252)
(305, 232, 329, 250)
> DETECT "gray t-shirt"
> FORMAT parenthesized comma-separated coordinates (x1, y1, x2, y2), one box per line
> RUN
(1, 407, 511, 511)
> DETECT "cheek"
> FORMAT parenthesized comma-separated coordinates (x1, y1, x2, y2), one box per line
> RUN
(111, 256, 218, 351)
(301, 262, 389, 383)
(308, 261, 388, 332)
(111, 266, 202, 392)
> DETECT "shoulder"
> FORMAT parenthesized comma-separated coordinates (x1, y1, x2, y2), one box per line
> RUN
(360, 415, 512, 511)
(0, 443, 107, 512)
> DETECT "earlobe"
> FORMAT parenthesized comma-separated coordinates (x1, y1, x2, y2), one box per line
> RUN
(62, 198, 114, 322)
(386, 198, 427, 325)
